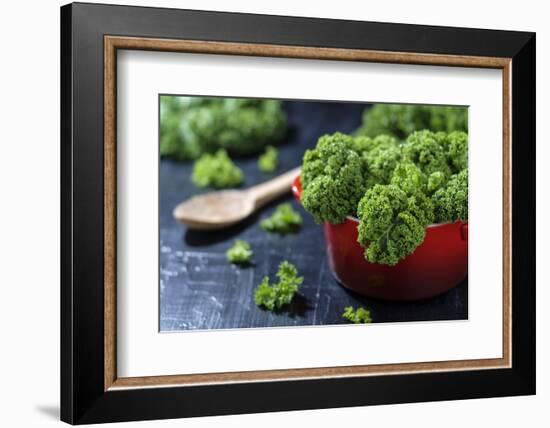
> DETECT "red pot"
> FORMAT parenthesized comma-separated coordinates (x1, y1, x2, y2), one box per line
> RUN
(292, 176, 468, 301)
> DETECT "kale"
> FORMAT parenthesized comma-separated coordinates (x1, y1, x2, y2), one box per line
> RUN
(342, 306, 372, 324)
(301, 133, 366, 223)
(362, 136, 402, 187)
(299, 126, 468, 266)
(191, 149, 243, 188)
(356, 183, 434, 265)
(226, 240, 253, 264)
(258, 145, 279, 173)
(254, 261, 303, 311)
(432, 168, 468, 223)
(356, 104, 468, 140)
(401, 130, 452, 177)
(160, 96, 287, 160)
(443, 131, 469, 173)
(260, 203, 302, 234)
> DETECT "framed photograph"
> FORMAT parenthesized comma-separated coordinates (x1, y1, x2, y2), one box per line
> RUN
(60, 2, 535, 424)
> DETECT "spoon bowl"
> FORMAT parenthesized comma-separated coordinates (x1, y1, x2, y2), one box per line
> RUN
(173, 190, 255, 230)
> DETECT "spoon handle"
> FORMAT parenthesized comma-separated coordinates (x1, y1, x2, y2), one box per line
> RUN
(248, 166, 301, 209)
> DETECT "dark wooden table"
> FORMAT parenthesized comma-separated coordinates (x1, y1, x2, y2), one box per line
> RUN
(159, 100, 468, 331)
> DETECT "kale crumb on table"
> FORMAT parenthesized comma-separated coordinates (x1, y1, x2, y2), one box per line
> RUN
(258, 145, 279, 173)
(226, 239, 253, 264)
(191, 149, 243, 189)
(260, 203, 303, 234)
(254, 261, 303, 311)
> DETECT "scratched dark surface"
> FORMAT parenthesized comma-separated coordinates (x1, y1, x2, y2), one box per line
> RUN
(159, 100, 468, 332)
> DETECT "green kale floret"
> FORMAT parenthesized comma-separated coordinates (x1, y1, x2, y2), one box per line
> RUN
(191, 149, 243, 188)
(301, 133, 366, 223)
(356, 104, 467, 140)
(427, 171, 446, 194)
(160, 97, 287, 160)
(226, 240, 253, 264)
(258, 146, 278, 173)
(390, 162, 426, 195)
(432, 168, 468, 223)
(366, 143, 402, 186)
(429, 106, 468, 135)
(160, 96, 204, 160)
(356, 104, 431, 139)
(442, 131, 468, 173)
(349, 134, 396, 156)
(299, 128, 467, 266)
(254, 261, 303, 311)
(402, 130, 452, 177)
(357, 184, 434, 265)
(342, 306, 372, 324)
(260, 203, 302, 234)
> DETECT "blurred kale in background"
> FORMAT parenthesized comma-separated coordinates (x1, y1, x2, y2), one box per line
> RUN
(355, 104, 468, 140)
(160, 96, 287, 160)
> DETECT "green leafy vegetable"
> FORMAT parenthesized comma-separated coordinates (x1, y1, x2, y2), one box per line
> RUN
(191, 149, 243, 188)
(356, 104, 468, 140)
(301, 133, 366, 224)
(443, 131, 468, 173)
(298, 109, 468, 266)
(389, 162, 426, 195)
(254, 261, 303, 311)
(353, 136, 399, 189)
(342, 306, 372, 324)
(226, 240, 253, 264)
(258, 146, 279, 173)
(160, 96, 287, 160)
(432, 168, 468, 223)
(427, 171, 446, 194)
(402, 131, 452, 177)
(260, 203, 302, 234)
(356, 183, 434, 266)
(159, 97, 209, 160)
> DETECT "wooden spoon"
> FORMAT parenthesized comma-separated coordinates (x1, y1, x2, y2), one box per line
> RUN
(173, 167, 301, 230)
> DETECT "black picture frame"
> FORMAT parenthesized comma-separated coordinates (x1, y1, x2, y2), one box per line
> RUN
(61, 2, 535, 424)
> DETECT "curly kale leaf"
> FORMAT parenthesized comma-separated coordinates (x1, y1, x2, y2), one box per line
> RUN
(357, 104, 431, 139)
(160, 97, 287, 160)
(349, 134, 396, 156)
(389, 162, 426, 195)
(185, 99, 287, 156)
(191, 149, 243, 188)
(258, 145, 279, 173)
(362, 137, 402, 187)
(260, 203, 302, 234)
(389, 162, 446, 197)
(427, 171, 446, 194)
(342, 306, 372, 324)
(442, 131, 468, 173)
(357, 184, 434, 265)
(432, 168, 468, 223)
(226, 240, 253, 264)
(301, 133, 366, 223)
(356, 104, 467, 140)
(402, 130, 452, 177)
(159, 96, 204, 160)
(254, 277, 278, 310)
(254, 261, 303, 311)
(429, 106, 468, 134)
